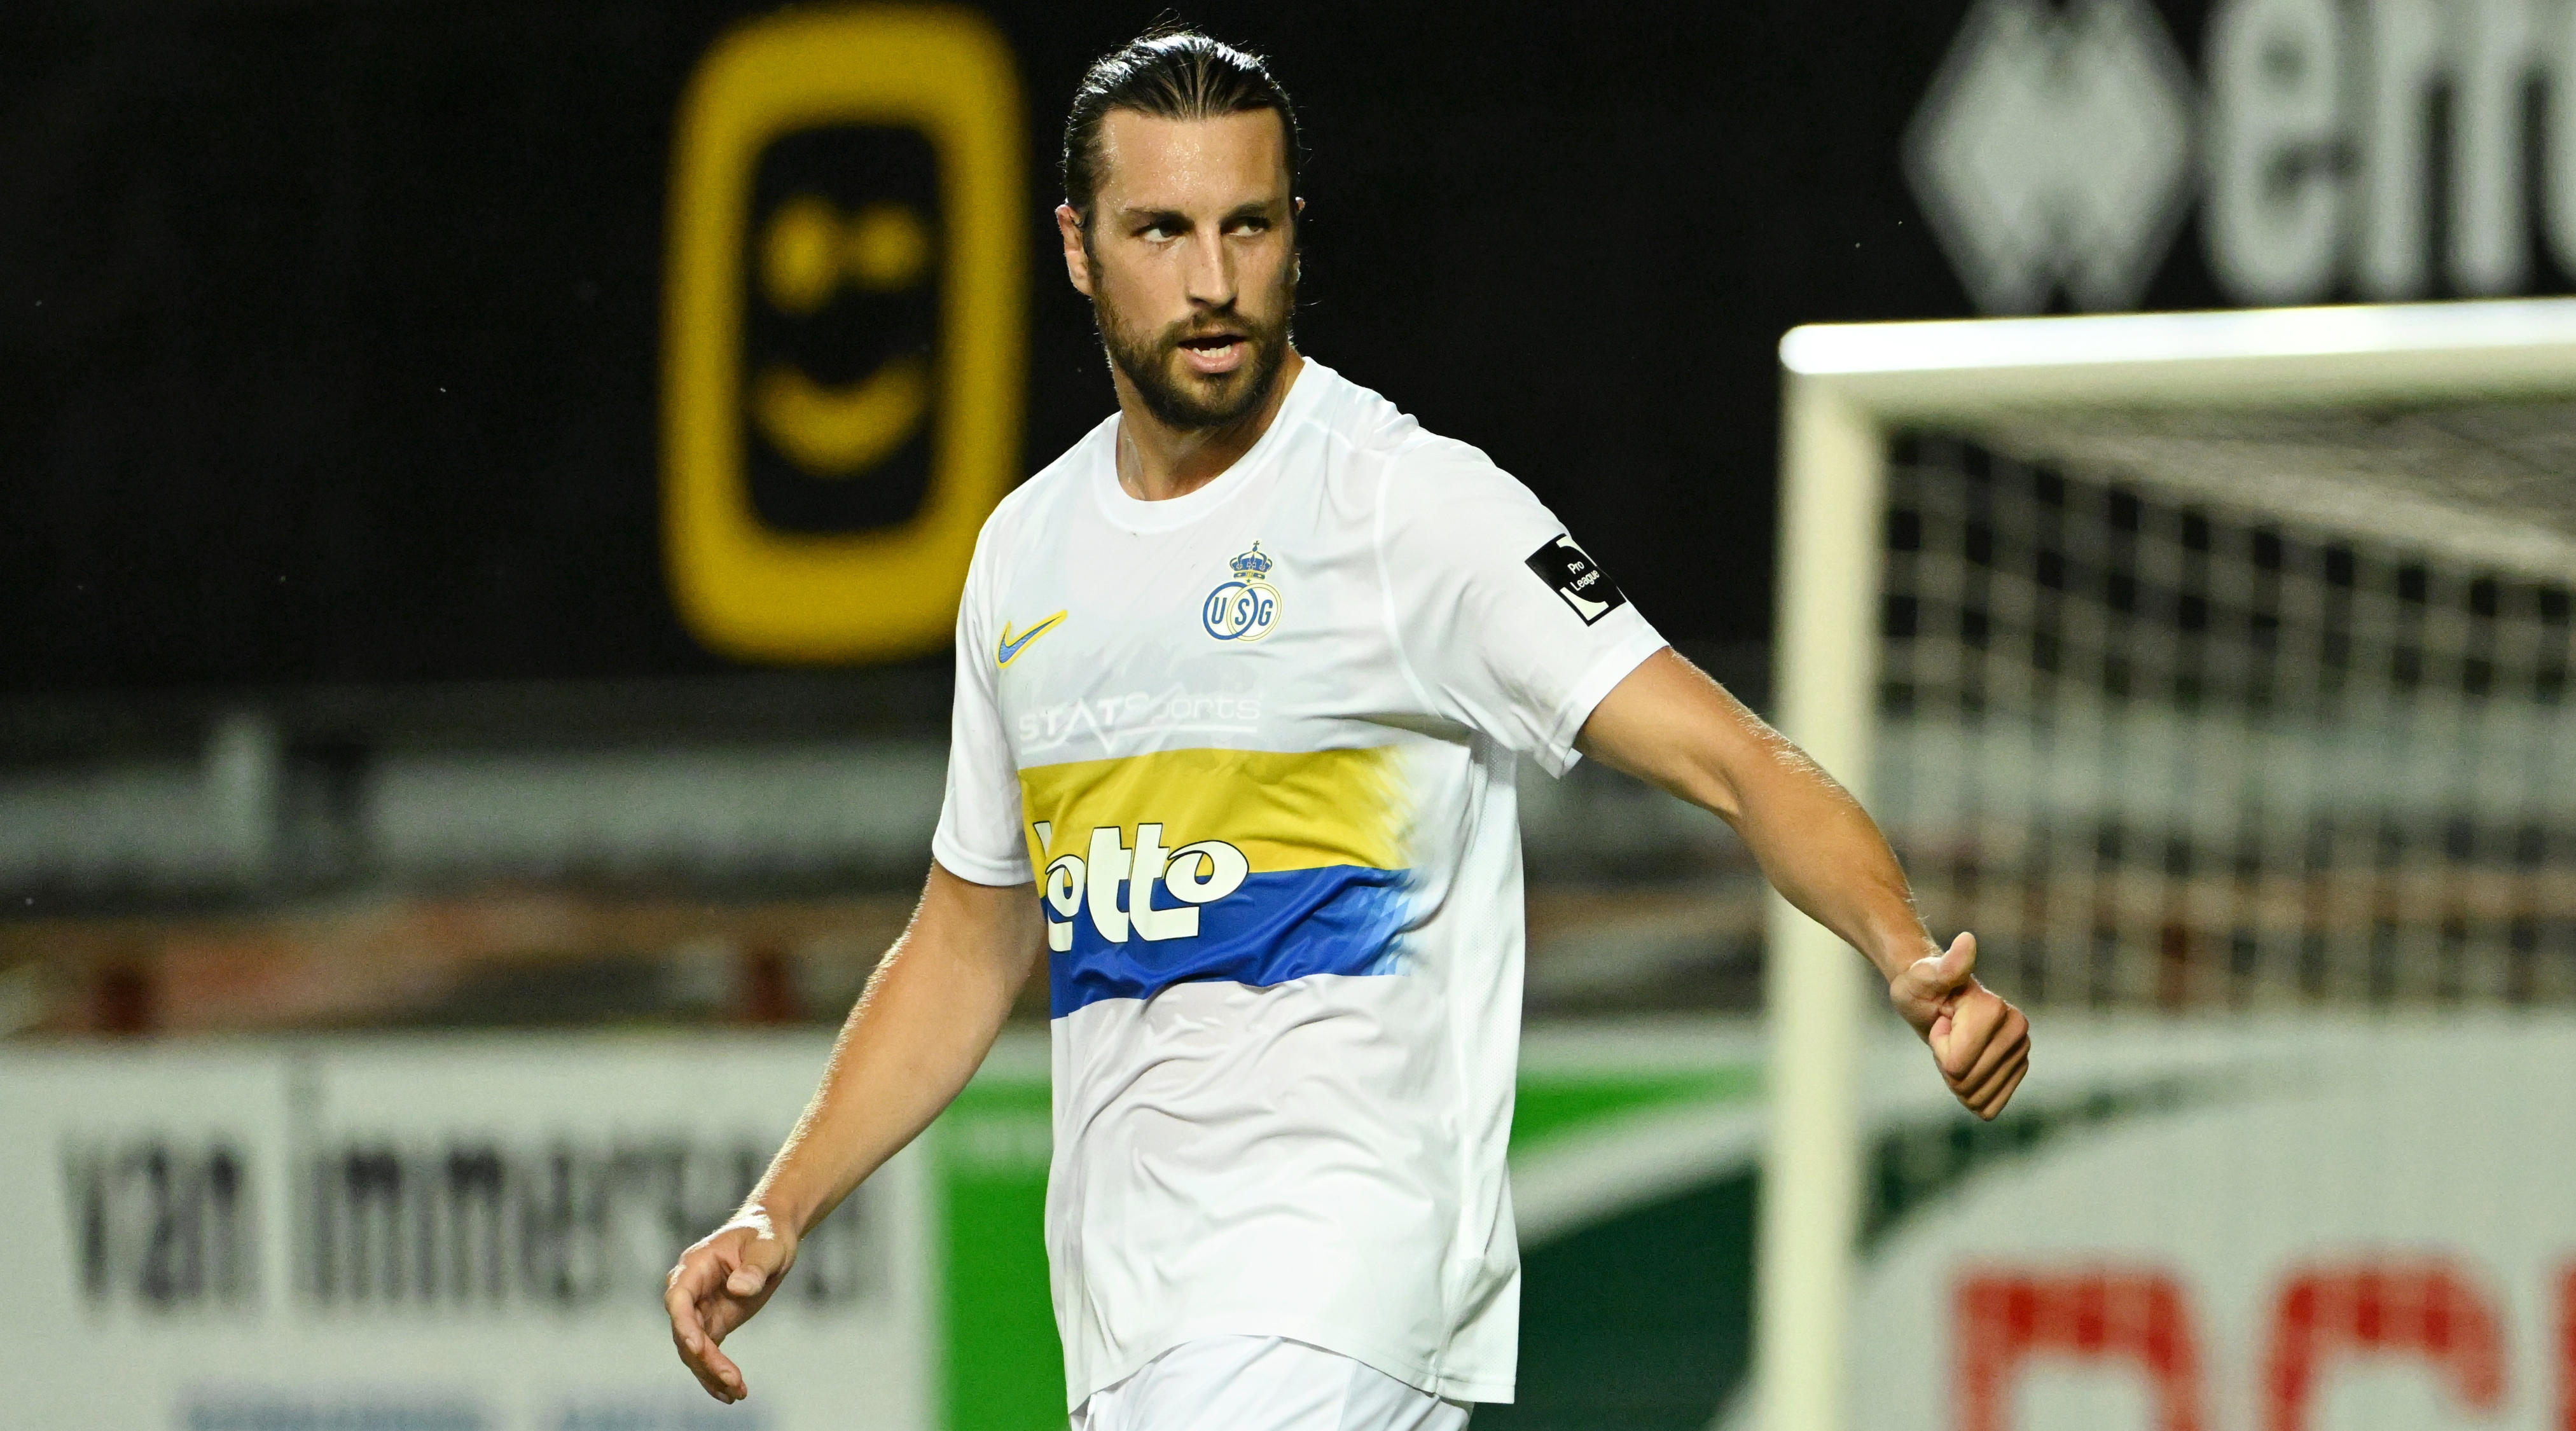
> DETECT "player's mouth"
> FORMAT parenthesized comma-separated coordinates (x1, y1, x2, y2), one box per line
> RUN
(1175, 331, 1249, 376)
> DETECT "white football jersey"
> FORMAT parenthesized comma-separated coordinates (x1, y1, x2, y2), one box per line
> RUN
(931, 359, 1666, 1407)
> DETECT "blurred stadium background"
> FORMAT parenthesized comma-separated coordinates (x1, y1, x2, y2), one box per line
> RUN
(7, 2, 2576, 1429)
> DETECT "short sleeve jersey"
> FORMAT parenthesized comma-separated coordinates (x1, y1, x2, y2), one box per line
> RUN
(932, 361, 1666, 1408)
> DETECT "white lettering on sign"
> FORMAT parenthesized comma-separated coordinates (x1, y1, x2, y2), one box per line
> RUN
(1918, 0, 2576, 309)
(2205, 0, 2344, 302)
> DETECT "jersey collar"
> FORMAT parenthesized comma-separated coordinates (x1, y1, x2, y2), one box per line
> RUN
(1090, 358, 1331, 534)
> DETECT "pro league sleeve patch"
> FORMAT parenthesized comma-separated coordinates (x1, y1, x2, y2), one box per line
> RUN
(1525, 534, 1629, 625)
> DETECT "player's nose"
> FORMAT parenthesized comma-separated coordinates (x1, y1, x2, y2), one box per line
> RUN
(1182, 226, 1236, 308)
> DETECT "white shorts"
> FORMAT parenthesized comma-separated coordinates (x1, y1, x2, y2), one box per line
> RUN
(1069, 1336, 1475, 1431)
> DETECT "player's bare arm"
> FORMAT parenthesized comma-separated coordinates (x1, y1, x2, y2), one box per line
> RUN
(1575, 646, 2030, 1119)
(664, 864, 1041, 1402)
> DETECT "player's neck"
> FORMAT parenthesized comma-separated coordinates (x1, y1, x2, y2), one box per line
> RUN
(1113, 349, 1305, 502)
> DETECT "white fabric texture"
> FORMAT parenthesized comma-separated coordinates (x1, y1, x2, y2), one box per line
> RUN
(931, 359, 1666, 1408)
(1069, 1337, 1474, 1431)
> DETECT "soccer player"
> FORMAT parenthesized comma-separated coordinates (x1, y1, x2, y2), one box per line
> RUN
(667, 29, 2029, 1429)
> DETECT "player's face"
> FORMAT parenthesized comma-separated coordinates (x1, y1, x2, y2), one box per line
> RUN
(1063, 107, 1298, 431)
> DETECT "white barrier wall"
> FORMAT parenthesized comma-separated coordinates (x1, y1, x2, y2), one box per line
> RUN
(1852, 1018, 2576, 1431)
(3, 1037, 933, 1431)
(15, 1020, 2567, 1431)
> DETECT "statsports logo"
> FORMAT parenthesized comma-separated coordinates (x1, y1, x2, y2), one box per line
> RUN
(1202, 543, 1281, 642)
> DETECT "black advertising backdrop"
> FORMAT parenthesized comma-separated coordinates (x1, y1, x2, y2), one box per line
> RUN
(8, 1, 2552, 694)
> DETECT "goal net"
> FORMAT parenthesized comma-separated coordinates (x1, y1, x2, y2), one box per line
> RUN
(1882, 408, 2576, 1010)
(1761, 301, 2576, 1431)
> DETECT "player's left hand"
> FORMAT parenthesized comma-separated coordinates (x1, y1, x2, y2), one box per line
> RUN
(665, 1208, 797, 1403)
(1887, 932, 2029, 1120)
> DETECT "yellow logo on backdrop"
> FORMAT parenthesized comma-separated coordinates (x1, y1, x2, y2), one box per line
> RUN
(663, 6, 1025, 663)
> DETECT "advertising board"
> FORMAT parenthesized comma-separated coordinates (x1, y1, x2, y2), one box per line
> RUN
(14, 1019, 2565, 1430)
(1852, 1020, 2576, 1431)
(6, 1039, 932, 1431)
(1, 1028, 1772, 1431)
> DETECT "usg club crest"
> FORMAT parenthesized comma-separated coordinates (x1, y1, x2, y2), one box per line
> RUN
(1202, 542, 1281, 642)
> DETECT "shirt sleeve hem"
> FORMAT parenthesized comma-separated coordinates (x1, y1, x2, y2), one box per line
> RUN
(931, 836, 1032, 888)
(1533, 625, 1669, 778)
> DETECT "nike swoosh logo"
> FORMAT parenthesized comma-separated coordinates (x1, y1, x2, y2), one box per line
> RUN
(996, 611, 1068, 668)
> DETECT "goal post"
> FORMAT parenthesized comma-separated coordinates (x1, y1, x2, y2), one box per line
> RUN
(1757, 298, 2576, 1431)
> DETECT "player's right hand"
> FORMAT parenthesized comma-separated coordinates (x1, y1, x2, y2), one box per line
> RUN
(666, 1209, 798, 1404)
(1888, 932, 2030, 1122)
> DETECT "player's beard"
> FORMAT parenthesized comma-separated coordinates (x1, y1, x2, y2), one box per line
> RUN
(1092, 265, 1295, 432)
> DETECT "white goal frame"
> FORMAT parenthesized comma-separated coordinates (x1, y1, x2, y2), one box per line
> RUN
(1759, 296, 2576, 1431)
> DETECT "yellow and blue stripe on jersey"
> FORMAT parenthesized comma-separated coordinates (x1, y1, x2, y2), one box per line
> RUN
(1018, 746, 1415, 1018)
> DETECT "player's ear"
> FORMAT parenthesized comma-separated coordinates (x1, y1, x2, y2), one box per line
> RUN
(1056, 204, 1094, 297)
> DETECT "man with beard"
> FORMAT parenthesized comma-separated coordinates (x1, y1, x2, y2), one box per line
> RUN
(667, 29, 2029, 1430)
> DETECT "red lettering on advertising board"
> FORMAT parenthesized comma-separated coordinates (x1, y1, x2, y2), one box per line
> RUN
(2559, 1266, 2576, 1431)
(2264, 1262, 2505, 1431)
(1955, 1269, 2205, 1431)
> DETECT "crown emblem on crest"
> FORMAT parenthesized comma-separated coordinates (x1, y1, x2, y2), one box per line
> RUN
(1228, 543, 1274, 580)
